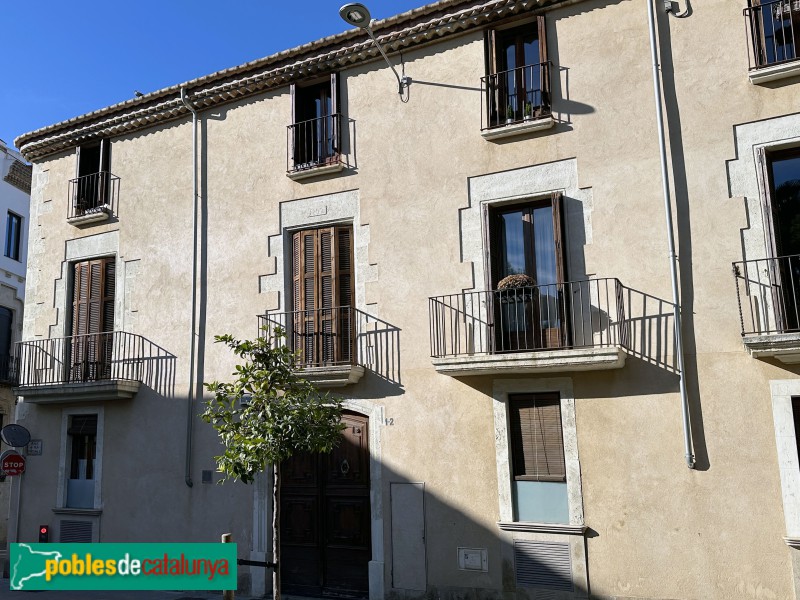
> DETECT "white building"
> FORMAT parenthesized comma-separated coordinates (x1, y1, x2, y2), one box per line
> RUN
(0, 138, 28, 557)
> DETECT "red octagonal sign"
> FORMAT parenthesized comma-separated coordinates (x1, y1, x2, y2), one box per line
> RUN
(2, 454, 25, 476)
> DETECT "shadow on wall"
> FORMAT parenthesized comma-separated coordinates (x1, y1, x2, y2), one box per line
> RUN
(138, 337, 177, 397)
(618, 284, 679, 373)
(276, 423, 590, 600)
(654, 0, 708, 471)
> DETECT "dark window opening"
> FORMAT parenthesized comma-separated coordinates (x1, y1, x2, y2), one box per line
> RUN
(0, 307, 13, 382)
(4, 212, 21, 261)
(290, 75, 340, 171)
(72, 140, 111, 215)
(66, 414, 97, 509)
(764, 149, 800, 331)
(484, 18, 550, 128)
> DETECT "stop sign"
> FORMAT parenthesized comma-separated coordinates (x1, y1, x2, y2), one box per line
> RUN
(2, 453, 25, 476)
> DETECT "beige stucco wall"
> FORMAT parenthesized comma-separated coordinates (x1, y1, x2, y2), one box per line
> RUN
(14, 0, 800, 598)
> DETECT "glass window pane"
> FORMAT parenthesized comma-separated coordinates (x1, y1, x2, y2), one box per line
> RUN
(771, 153, 800, 256)
(499, 210, 527, 278)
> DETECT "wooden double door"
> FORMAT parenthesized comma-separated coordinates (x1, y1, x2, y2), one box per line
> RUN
(281, 412, 371, 598)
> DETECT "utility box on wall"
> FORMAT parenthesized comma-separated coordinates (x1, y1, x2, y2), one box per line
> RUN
(458, 547, 488, 572)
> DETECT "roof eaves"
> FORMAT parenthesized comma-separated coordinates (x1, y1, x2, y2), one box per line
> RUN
(16, 0, 550, 160)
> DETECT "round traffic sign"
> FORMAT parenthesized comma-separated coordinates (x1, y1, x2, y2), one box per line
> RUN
(1, 453, 25, 476)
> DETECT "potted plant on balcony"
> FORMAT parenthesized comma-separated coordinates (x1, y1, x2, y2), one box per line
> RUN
(523, 102, 534, 121)
(506, 104, 516, 125)
(497, 274, 537, 351)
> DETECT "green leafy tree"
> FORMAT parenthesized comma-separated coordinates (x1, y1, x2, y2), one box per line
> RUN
(202, 328, 344, 600)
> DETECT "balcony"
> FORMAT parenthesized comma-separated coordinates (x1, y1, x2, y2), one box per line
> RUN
(13, 332, 165, 403)
(745, 0, 800, 83)
(429, 278, 630, 376)
(67, 171, 120, 225)
(734, 254, 800, 362)
(286, 113, 343, 180)
(481, 62, 553, 141)
(259, 306, 399, 387)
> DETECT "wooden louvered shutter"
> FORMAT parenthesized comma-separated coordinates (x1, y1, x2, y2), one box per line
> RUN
(71, 258, 115, 381)
(551, 192, 566, 284)
(537, 16, 549, 109)
(294, 230, 318, 365)
(319, 227, 336, 364)
(336, 226, 354, 363)
(537, 16, 548, 65)
(509, 393, 566, 483)
(291, 226, 355, 366)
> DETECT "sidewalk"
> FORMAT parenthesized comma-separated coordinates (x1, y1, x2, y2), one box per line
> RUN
(0, 579, 262, 600)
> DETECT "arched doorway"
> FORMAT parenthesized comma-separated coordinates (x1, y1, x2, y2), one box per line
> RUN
(281, 411, 371, 597)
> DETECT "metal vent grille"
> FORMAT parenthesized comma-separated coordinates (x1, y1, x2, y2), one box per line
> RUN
(59, 520, 92, 543)
(513, 540, 573, 591)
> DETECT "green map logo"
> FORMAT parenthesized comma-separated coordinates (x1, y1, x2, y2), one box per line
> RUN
(10, 543, 237, 590)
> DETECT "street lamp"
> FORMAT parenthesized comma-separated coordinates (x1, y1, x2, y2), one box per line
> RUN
(339, 2, 411, 96)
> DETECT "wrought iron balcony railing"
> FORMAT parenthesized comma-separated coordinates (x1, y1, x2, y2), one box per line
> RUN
(68, 171, 120, 219)
(258, 306, 398, 373)
(481, 62, 552, 130)
(287, 113, 342, 173)
(744, 0, 800, 70)
(733, 254, 800, 335)
(429, 278, 631, 358)
(15, 331, 159, 387)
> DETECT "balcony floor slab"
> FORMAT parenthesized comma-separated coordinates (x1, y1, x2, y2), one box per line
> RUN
(749, 61, 800, 85)
(13, 380, 141, 403)
(481, 116, 554, 141)
(298, 365, 365, 388)
(743, 332, 800, 363)
(431, 346, 626, 376)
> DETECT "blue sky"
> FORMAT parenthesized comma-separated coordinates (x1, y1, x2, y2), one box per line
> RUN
(1, 1, 433, 150)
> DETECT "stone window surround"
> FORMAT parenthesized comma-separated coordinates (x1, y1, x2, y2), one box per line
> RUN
(728, 114, 800, 266)
(492, 377, 584, 529)
(463, 158, 593, 294)
(260, 190, 377, 314)
(52, 231, 124, 338)
(770, 379, 800, 546)
(55, 406, 104, 516)
(493, 377, 588, 597)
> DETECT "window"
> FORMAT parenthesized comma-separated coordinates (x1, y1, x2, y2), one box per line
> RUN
(66, 414, 97, 509)
(509, 393, 567, 523)
(488, 194, 566, 350)
(70, 258, 115, 382)
(4, 211, 21, 261)
(291, 226, 353, 366)
(746, 0, 800, 69)
(289, 75, 340, 171)
(72, 140, 111, 215)
(750, 147, 800, 332)
(483, 18, 549, 128)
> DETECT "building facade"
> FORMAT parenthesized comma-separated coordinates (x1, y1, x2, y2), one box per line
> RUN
(10, 0, 800, 598)
(0, 138, 29, 556)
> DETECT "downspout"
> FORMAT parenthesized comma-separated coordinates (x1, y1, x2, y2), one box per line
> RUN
(646, 0, 695, 468)
(180, 87, 198, 487)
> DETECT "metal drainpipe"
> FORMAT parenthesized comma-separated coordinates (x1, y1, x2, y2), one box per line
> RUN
(646, 0, 695, 468)
(180, 87, 198, 487)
